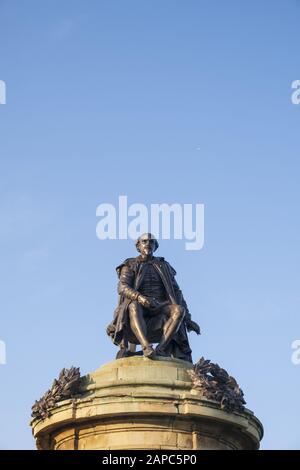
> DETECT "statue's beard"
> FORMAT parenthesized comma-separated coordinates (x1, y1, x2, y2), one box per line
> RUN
(141, 248, 153, 257)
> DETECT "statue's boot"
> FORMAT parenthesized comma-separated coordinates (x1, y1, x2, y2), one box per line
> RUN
(143, 344, 156, 359)
(116, 347, 128, 359)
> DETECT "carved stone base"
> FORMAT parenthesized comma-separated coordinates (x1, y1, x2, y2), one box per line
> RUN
(31, 357, 263, 450)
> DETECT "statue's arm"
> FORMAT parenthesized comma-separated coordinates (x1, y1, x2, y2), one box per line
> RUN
(118, 265, 140, 301)
(118, 265, 151, 308)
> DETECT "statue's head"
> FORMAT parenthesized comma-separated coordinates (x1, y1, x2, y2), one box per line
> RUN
(135, 233, 159, 257)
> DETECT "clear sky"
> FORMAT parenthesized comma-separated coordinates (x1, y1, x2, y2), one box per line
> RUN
(0, 0, 300, 450)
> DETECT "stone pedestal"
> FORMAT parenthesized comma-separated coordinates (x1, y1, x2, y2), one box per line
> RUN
(31, 357, 263, 450)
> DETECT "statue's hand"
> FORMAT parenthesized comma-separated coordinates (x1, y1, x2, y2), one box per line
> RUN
(137, 294, 151, 309)
(186, 319, 201, 335)
(106, 323, 115, 336)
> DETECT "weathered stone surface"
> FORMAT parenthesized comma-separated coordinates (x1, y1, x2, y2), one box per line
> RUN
(31, 356, 263, 450)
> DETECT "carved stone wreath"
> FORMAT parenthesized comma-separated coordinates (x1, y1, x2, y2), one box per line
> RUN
(31, 367, 81, 421)
(188, 357, 246, 413)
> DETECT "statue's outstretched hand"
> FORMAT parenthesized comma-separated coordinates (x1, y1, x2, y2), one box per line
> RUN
(137, 295, 162, 310)
(137, 294, 151, 309)
(186, 319, 201, 335)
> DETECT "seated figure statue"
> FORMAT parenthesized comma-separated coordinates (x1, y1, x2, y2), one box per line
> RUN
(106, 233, 200, 362)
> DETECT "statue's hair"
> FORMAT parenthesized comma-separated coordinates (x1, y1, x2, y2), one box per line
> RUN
(135, 233, 159, 253)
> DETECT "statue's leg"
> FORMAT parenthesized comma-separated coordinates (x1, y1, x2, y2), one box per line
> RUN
(116, 338, 128, 359)
(128, 301, 155, 358)
(156, 304, 185, 356)
(129, 343, 136, 353)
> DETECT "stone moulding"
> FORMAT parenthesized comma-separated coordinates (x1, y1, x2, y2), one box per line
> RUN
(30, 357, 263, 450)
(31, 357, 246, 421)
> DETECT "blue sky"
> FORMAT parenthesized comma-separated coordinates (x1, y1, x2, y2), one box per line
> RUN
(0, 0, 300, 449)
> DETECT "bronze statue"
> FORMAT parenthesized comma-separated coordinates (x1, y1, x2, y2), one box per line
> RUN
(106, 233, 200, 362)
